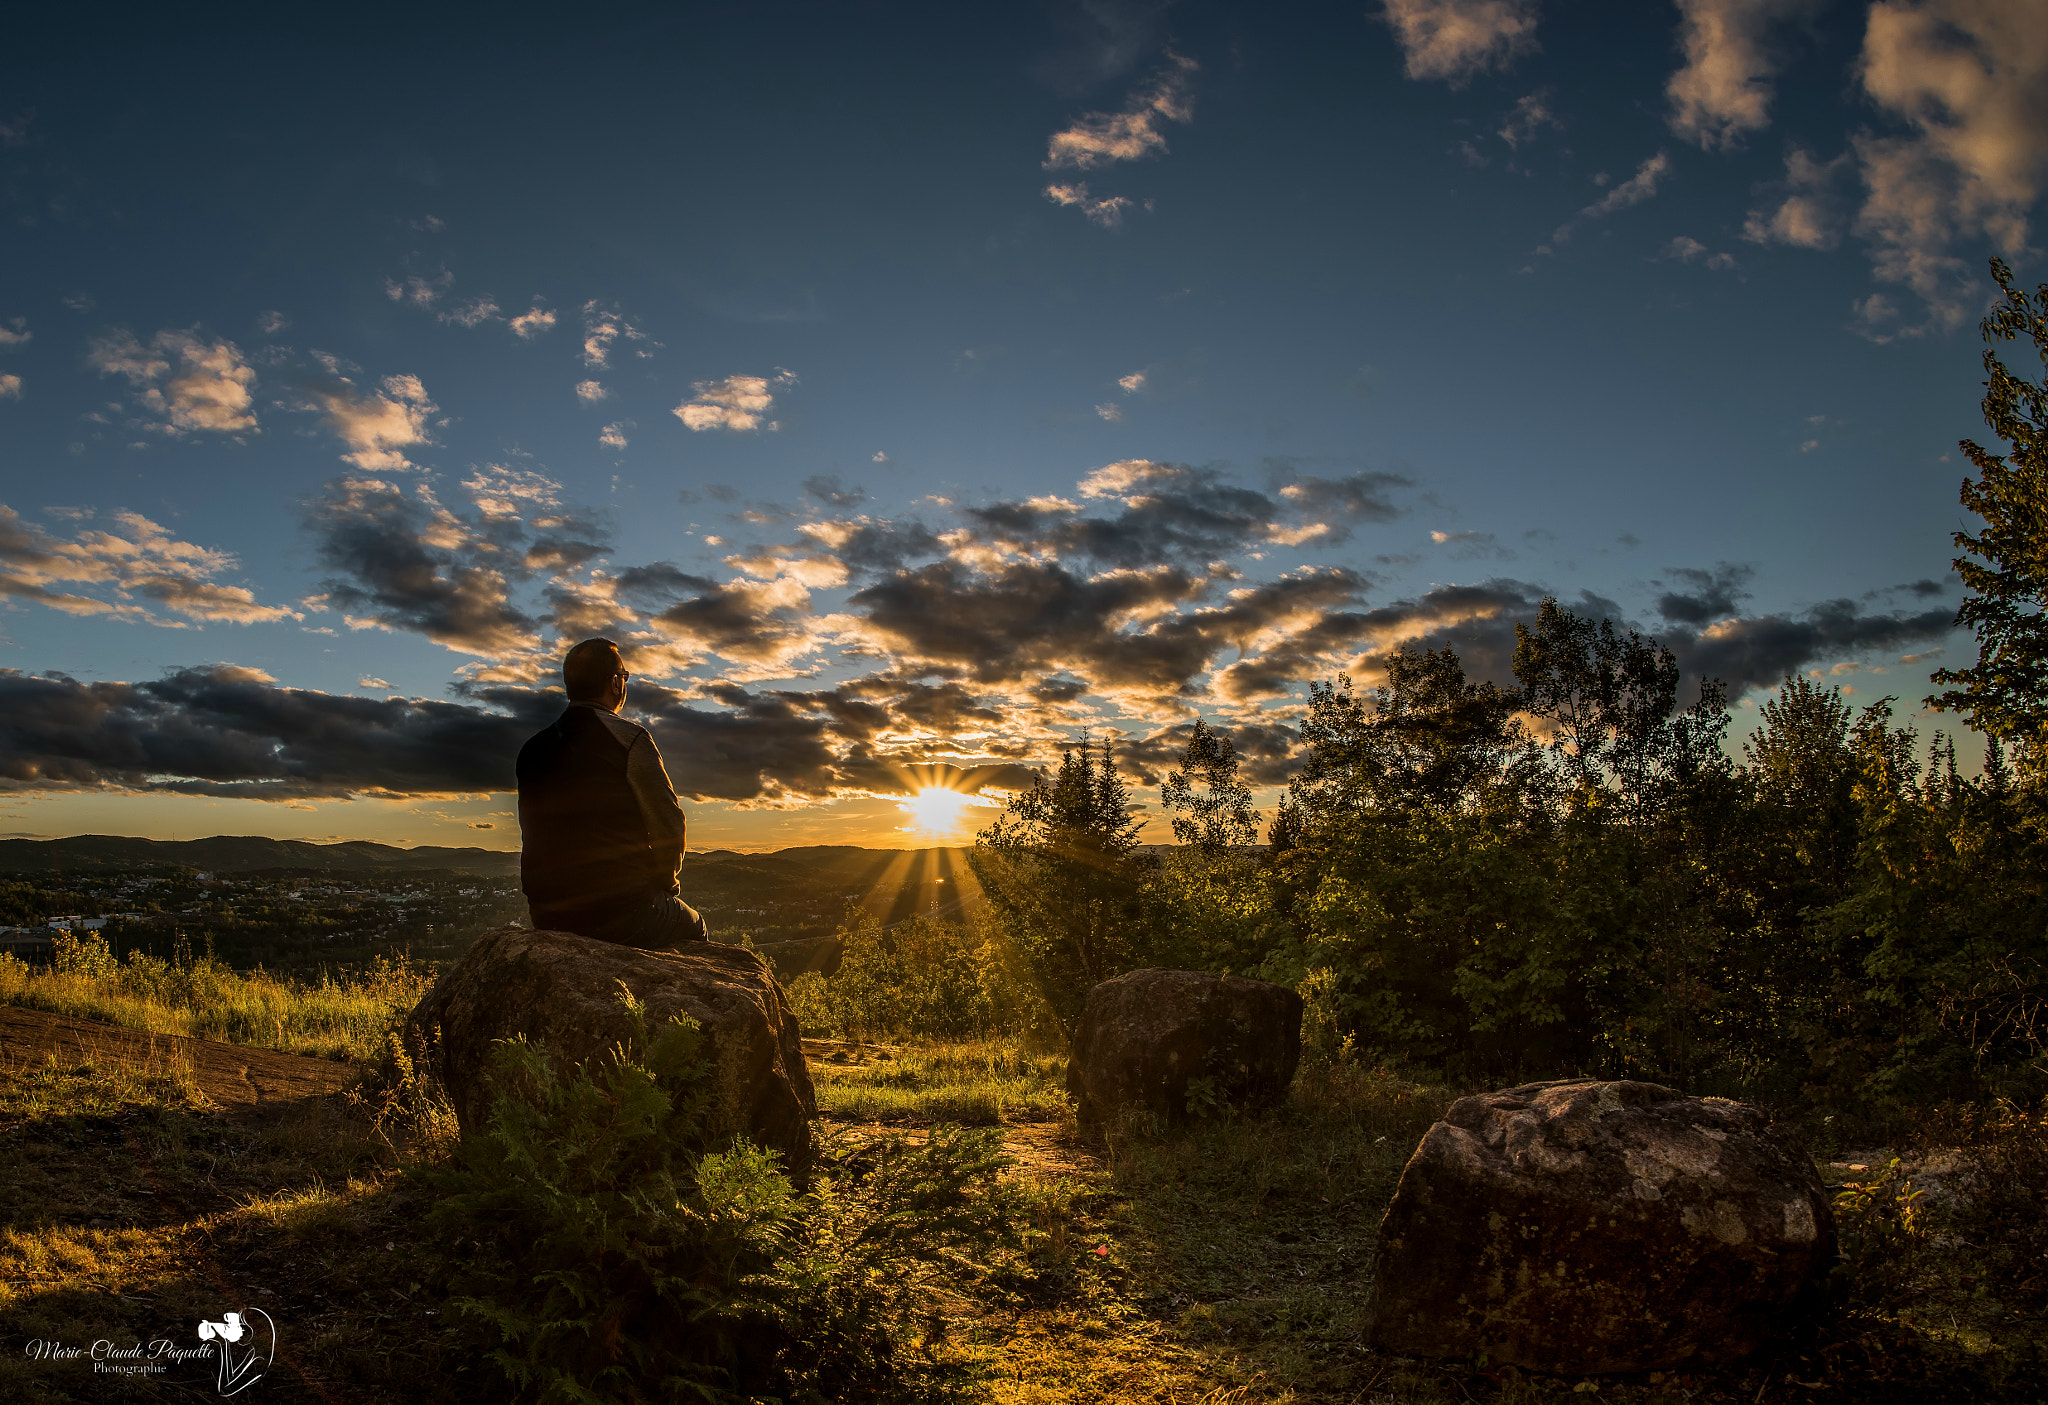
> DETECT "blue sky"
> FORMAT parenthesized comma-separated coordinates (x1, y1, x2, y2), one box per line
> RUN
(0, 0, 2038, 849)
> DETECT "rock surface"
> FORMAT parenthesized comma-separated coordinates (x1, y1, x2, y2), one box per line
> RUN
(1067, 968, 1302, 1124)
(1365, 1078, 1834, 1373)
(405, 925, 816, 1164)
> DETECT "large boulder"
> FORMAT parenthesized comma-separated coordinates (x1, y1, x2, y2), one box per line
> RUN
(405, 925, 816, 1165)
(1067, 968, 1302, 1124)
(1365, 1078, 1834, 1374)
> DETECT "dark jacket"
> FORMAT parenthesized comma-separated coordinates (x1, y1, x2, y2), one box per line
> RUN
(516, 704, 687, 931)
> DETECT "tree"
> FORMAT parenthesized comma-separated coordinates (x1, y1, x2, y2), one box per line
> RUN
(968, 735, 1147, 1030)
(1930, 257, 2048, 761)
(1160, 719, 1260, 851)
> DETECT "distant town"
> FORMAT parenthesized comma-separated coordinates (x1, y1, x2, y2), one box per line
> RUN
(0, 837, 977, 973)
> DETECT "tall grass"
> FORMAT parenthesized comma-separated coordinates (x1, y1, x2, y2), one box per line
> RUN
(0, 930, 433, 1062)
(809, 1040, 1072, 1124)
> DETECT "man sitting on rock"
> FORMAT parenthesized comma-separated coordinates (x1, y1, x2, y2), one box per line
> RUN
(516, 637, 709, 948)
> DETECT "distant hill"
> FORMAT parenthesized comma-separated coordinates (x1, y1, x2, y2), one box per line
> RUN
(0, 836, 981, 938)
(0, 834, 521, 876)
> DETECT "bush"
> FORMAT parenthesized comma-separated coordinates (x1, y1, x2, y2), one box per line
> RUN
(788, 913, 1016, 1044)
(419, 987, 1026, 1403)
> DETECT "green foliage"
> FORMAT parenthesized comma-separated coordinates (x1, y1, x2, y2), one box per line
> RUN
(786, 912, 1010, 1043)
(420, 989, 1025, 1403)
(1832, 1158, 1931, 1315)
(1931, 256, 2048, 760)
(1159, 718, 1260, 850)
(970, 735, 1153, 1033)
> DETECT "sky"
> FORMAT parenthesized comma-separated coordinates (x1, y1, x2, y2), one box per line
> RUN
(0, 0, 2040, 851)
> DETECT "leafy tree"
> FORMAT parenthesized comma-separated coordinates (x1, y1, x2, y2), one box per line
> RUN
(1512, 597, 1730, 818)
(969, 735, 1149, 1030)
(1744, 674, 1860, 892)
(1931, 257, 2048, 764)
(1287, 645, 1536, 824)
(1160, 718, 1260, 851)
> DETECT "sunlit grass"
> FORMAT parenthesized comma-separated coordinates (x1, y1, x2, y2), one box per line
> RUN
(809, 1038, 1071, 1124)
(0, 940, 433, 1062)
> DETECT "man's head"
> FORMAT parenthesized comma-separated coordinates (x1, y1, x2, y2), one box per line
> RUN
(563, 637, 628, 711)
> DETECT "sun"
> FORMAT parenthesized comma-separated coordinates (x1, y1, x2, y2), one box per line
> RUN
(897, 786, 992, 838)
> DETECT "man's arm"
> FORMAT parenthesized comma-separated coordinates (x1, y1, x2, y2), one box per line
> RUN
(625, 733, 688, 883)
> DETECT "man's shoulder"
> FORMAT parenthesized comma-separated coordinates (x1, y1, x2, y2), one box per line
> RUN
(588, 707, 652, 749)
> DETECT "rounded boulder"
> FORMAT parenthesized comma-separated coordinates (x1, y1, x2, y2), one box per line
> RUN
(1067, 967, 1303, 1124)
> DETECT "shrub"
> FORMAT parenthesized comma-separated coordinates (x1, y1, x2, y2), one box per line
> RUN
(790, 913, 1013, 1044)
(419, 987, 1025, 1403)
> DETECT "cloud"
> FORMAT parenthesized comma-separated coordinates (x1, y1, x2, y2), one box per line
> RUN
(0, 666, 544, 799)
(0, 375, 17, 400)
(0, 505, 298, 625)
(1275, 469, 1412, 526)
(1742, 146, 1854, 249)
(1381, 0, 1540, 87)
(576, 379, 609, 403)
(1043, 50, 1198, 171)
(581, 301, 655, 368)
(803, 475, 864, 508)
(437, 296, 501, 328)
(600, 423, 628, 451)
(1661, 235, 1737, 269)
(384, 270, 453, 307)
(1118, 371, 1147, 393)
(1667, 0, 1818, 151)
(87, 329, 258, 436)
(1096, 402, 1125, 421)
(302, 372, 436, 470)
(509, 306, 556, 339)
(256, 311, 290, 335)
(674, 370, 796, 432)
(305, 476, 546, 656)
(359, 677, 391, 689)
(1848, 0, 2048, 332)
(1667, 600, 1956, 693)
(1654, 563, 1755, 624)
(0, 317, 29, 348)
(1499, 90, 1561, 148)
(1043, 182, 1136, 228)
(1551, 151, 1673, 243)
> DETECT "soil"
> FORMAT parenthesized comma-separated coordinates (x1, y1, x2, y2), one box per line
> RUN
(0, 1004, 362, 1116)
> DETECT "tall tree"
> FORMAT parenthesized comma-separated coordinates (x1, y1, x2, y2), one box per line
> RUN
(1930, 258, 2048, 763)
(1160, 719, 1260, 851)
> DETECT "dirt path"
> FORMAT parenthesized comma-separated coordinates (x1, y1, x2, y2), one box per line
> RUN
(0, 1003, 362, 1113)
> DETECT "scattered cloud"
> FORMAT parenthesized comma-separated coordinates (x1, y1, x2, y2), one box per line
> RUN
(1499, 90, 1561, 148)
(302, 372, 436, 471)
(86, 329, 259, 437)
(1662, 235, 1738, 269)
(600, 422, 628, 451)
(1043, 50, 1198, 170)
(384, 270, 453, 307)
(576, 379, 609, 404)
(803, 475, 864, 508)
(1096, 402, 1125, 421)
(1551, 151, 1673, 243)
(674, 370, 796, 432)
(1849, 0, 2048, 333)
(1043, 182, 1137, 228)
(0, 376, 17, 400)
(509, 306, 556, 339)
(1381, 0, 1540, 87)
(437, 296, 501, 328)
(256, 311, 290, 335)
(580, 301, 656, 368)
(1667, 0, 1818, 151)
(0, 317, 29, 348)
(0, 504, 299, 625)
(1118, 371, 1147, 393)
(359, 677, 392, 689)
(1742, 146, 1854, 249)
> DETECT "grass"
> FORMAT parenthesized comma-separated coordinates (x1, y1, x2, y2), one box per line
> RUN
(0, 938, 435, 1062)
(1, 1004, 2043, 1403)
(808, 1037, 1072, 1124)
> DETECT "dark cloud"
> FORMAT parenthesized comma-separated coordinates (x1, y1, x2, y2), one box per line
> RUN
(1274, 469, 1412, 526)
(614, 562, 722, 612)
(802, 474, 865, 508)
(0, 666, 543, 798)
(1664, 602, 1957, 694)
(1655, 563, 1754, 625)
(307, 478, 540, 655)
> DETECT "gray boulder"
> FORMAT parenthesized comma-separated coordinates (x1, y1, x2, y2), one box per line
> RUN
(1365, 1078, 1834, 1374)
(1067, 967, 1302, 1124)
(405, 925, 816, 1165)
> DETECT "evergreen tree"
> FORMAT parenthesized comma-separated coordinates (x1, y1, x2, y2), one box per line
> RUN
(1931, 257, 2048, 763)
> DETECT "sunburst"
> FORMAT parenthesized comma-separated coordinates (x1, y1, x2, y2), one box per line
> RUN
(897, 786, 994, 838)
